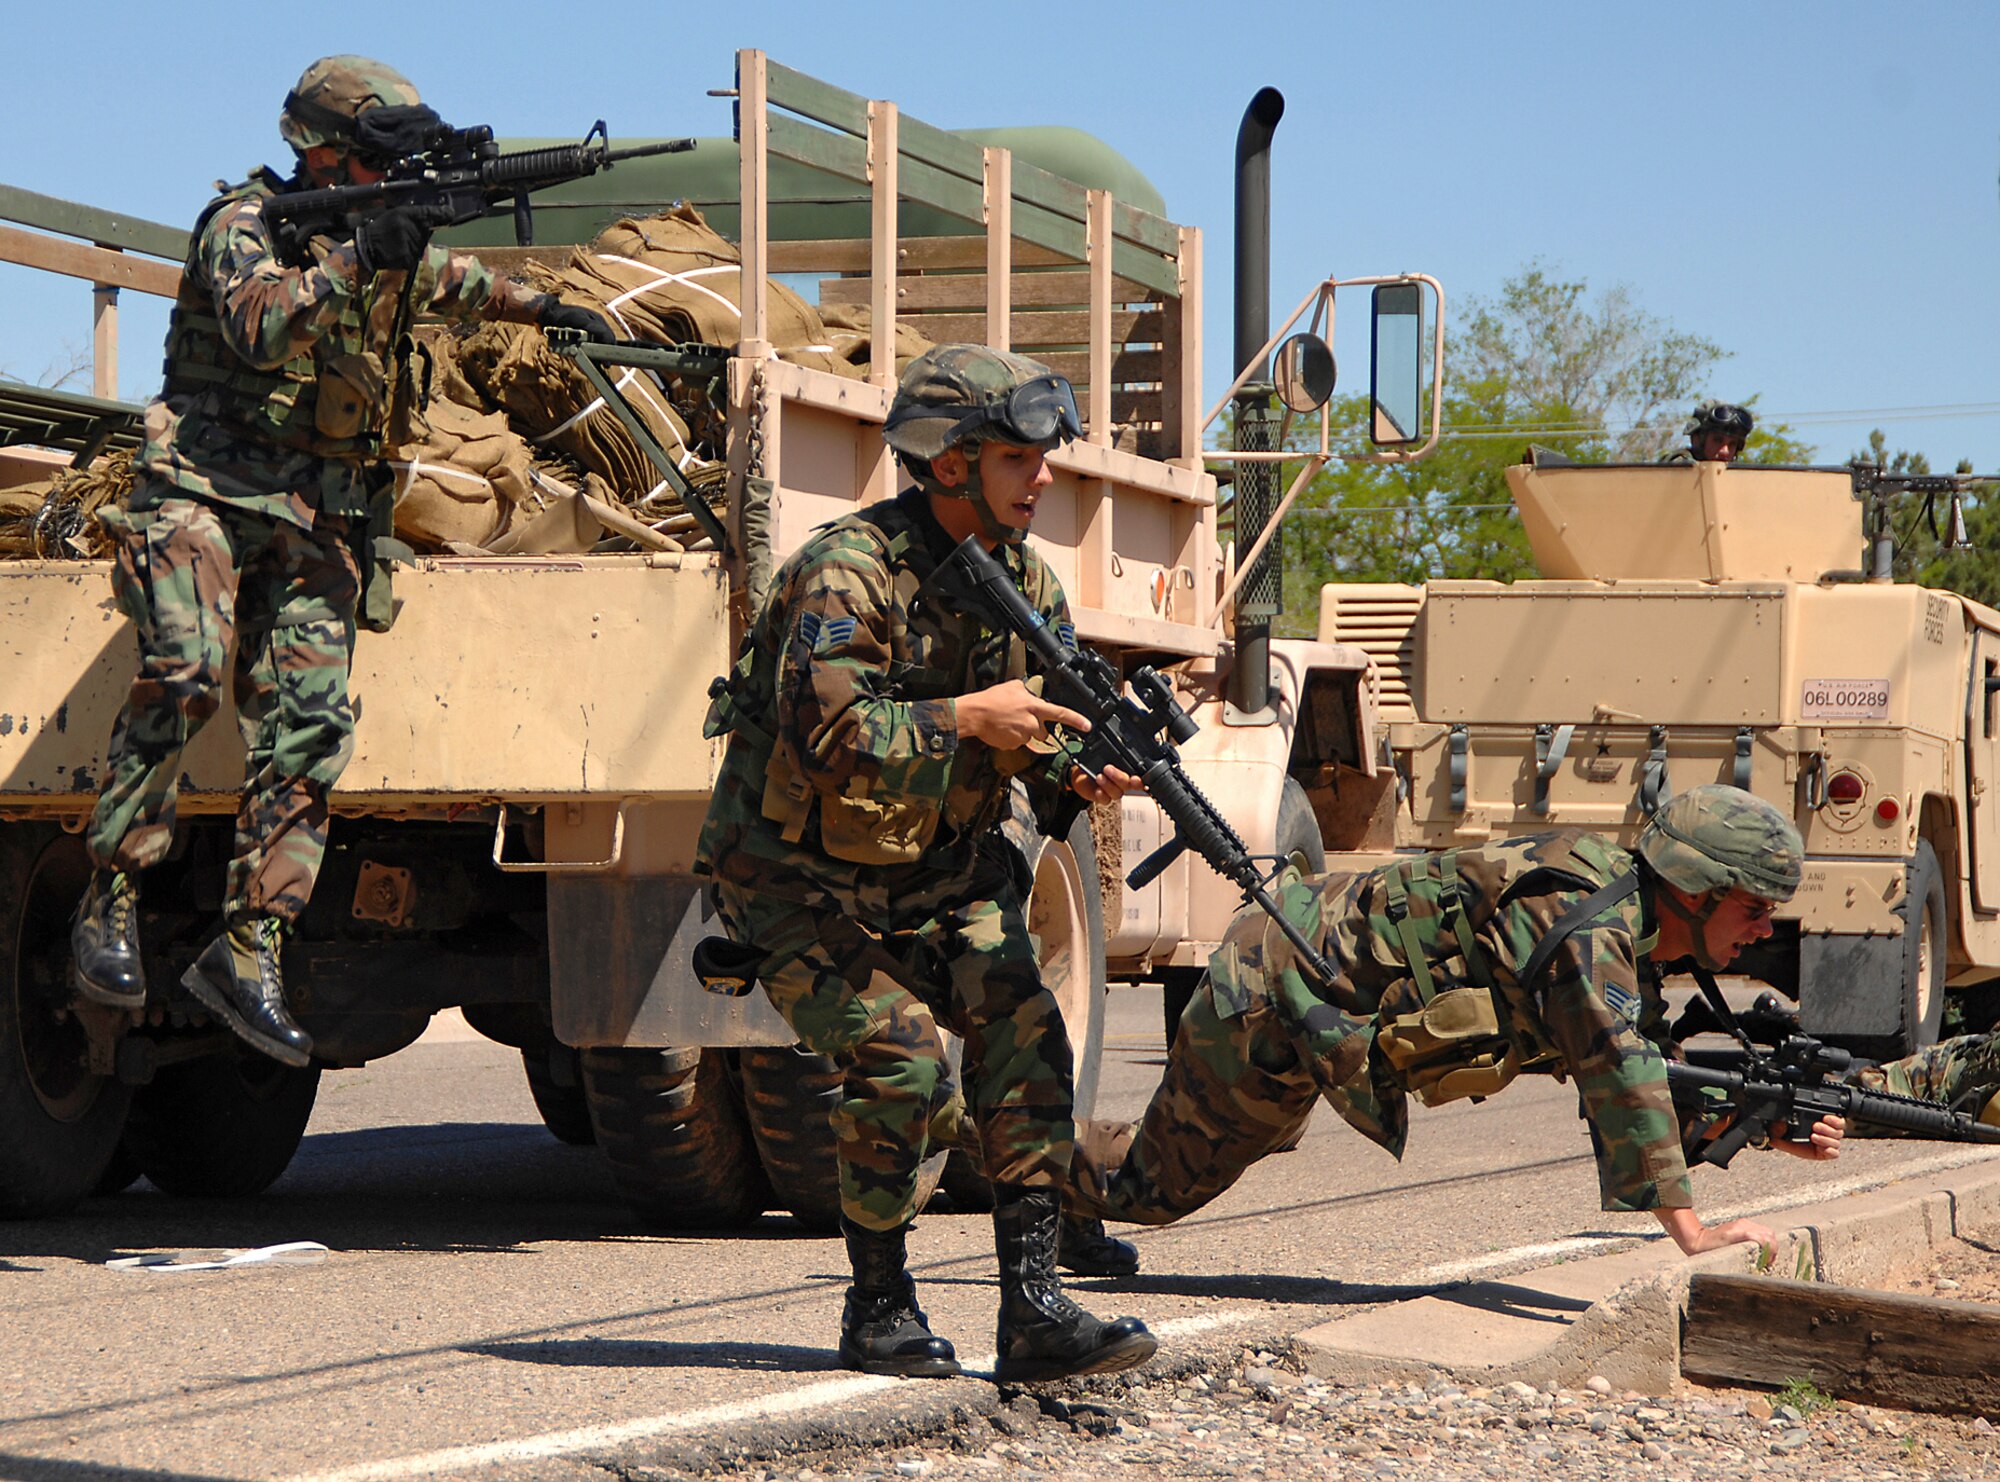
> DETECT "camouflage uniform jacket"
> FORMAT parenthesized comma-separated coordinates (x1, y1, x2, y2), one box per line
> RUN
(134, 167, 506, 534)
(695, 487, 1077, 920)
(1210, 830, 1692, 1212)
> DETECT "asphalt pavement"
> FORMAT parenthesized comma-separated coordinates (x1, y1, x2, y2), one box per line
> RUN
(2, 984, 1993, 1481)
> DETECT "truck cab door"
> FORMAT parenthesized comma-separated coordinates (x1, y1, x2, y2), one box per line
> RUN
(1964, 623, 2000, 913)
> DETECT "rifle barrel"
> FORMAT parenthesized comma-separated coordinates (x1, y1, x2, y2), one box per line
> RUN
(604, 138, 699, 164)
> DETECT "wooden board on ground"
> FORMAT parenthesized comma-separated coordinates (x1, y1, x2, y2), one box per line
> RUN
(1682, 1272, 2000, 1417)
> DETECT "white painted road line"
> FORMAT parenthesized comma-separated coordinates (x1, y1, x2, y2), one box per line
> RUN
(283, 1312, 1267, 1482)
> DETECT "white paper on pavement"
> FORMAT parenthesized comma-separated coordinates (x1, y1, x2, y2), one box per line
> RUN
(106, 1241, 331, 1272)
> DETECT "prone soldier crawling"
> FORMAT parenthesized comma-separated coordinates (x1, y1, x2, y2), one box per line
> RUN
(1060, 786, 1848, 1267)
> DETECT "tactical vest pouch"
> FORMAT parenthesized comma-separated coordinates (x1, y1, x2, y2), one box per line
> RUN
(759, 747, 814, 841)
(354, 481, 408, 634)
(1376, 985, 1523, 1107)
(818, 791, 941, 866)
(316, 351, 386, 441)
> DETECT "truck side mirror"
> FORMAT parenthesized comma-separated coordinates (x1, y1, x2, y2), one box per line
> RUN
(1370, 282, 1424, 446)
(1274, 333, 1336, 413)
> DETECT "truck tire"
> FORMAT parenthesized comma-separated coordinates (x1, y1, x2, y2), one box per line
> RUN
(581, 1046, 770, 1228)
(1867, 840, 1948, 1060)
(1160, 776, 1325, 1048)
(942, 810, 1110, 1213)
(121, 1056, 320, 1198)
(521, 1046, 596, 1146)
(96, 1143, 143, 1196)
(0, 823, 132, 1217)
(736, 1045, 951, 1231)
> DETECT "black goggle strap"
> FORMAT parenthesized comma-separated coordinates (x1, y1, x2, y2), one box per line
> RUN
(284, 89, 361, 145)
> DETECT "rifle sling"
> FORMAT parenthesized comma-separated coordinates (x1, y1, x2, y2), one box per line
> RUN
(1516, 871, 1643, 999)
(1686, 962, 1758, 1054)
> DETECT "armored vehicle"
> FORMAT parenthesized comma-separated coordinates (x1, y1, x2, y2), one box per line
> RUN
(1320, 453, 2000, 1059)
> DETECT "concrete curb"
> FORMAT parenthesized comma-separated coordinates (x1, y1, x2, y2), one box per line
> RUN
(1294, 1157, 2000, 1393)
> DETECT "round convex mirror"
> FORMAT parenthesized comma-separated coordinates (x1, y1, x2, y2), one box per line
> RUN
(1274, 333, 1336, 413)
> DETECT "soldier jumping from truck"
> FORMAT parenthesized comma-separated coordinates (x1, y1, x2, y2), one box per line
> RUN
(68, 55, 615, 1065)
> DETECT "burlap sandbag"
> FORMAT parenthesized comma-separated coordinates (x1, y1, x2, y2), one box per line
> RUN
(818, 301, 936, 380)
(0, 450, 132, 560)
(385, 399, 536, 550)
(453, 320, 698, 506)
(527, 203, 861, 380)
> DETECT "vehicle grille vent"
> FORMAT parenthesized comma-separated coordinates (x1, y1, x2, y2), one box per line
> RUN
(1320, 584, 1425, 722)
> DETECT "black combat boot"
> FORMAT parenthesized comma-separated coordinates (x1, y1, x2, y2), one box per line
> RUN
(992, 1185, 1156, 1383)
(181, 918, 313, 1068)
(838, 1216, 961, 1378)
(71, 870, 147, 1009)
(1058, 1212, 1140, 1278)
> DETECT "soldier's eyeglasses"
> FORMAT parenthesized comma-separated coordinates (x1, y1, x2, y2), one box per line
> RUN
(1728, 892, 1777, 924)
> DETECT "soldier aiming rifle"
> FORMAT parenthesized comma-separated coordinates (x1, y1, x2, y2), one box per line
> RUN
(69, 55, 620, 1066)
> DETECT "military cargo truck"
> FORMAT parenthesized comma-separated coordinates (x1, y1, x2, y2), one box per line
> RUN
(0, 51, 1429, 1220)
(1320, 453, 2000, 1061)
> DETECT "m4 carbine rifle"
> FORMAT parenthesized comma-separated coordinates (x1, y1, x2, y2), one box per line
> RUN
(936, 534, 1343, 991)
(263, 118, 694, 268)
(1668, 1017, 2000, 1167)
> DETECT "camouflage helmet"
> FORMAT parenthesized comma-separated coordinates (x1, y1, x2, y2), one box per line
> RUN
(882, 344, 1081, 461)
(1637, 784, 1802, 902)
(1684, 399, 1755, 441)
(279, 55, 423, 153)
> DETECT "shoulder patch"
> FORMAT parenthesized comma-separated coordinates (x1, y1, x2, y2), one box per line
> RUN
(1056, 621, 1076, 650)
(1601, 978, 1641, 1025)
(794, 611, 821, 652)
(816, 616, 858, 653)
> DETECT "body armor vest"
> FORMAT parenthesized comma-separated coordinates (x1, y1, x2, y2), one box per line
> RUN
(706, 495, 1044, 869)
(158, 171, 399, 461)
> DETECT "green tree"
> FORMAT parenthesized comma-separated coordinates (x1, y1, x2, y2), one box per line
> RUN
(1270, 264, 1812, 636)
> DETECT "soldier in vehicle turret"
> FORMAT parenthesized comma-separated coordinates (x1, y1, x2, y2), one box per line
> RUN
(1661, 400, 1755, 463)
(68, 56, 613, 1066)
(695, 344, 1155, 1383)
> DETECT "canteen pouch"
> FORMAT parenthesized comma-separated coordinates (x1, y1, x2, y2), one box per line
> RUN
(817, 791, 941, 866)
(1375, 985, 1523, 1107)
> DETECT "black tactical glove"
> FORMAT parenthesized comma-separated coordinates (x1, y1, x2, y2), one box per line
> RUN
(352, 204, 455, 276)
(533, 295, 618, 345)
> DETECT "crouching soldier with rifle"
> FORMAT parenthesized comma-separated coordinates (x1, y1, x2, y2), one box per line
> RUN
(69, 55, 617, 1064)
(695, 346, 1155, 1383)
(1062, 786, 1848, 1265)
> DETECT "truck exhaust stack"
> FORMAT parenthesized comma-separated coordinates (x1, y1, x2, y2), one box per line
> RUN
(1231, 87, 1285, 715)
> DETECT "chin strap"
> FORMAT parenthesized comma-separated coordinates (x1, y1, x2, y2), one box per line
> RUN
(1653, 884, 1730, 971)
(921, 438, 1029, 546)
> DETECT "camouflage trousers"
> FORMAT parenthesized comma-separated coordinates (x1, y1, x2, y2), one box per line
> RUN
(1068, 975, 1316, 1226)
(715, 854, 1075, 1232)
(1851, 1034, 2000, 1128)
(86, 489, 360, 925)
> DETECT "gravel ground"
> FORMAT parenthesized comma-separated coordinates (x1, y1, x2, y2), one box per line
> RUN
(617, 1339, 1998, 1482)
(620, 1238, 2000, 1482)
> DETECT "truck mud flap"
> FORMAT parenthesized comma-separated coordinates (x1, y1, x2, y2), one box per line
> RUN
(1798, 932, 1904, 1040)
(548, 874, 796, 1048)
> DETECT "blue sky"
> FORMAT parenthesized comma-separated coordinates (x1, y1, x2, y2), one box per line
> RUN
(4, 2, 1996, 469)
